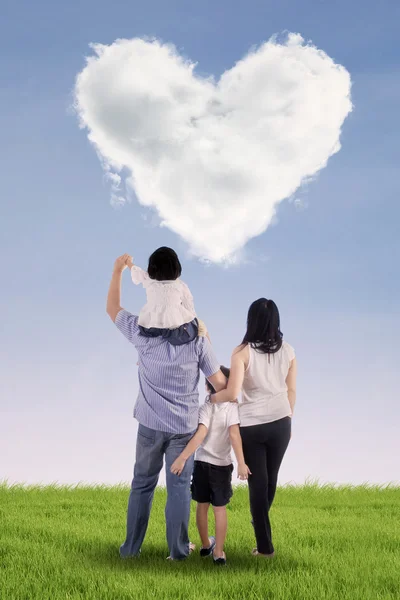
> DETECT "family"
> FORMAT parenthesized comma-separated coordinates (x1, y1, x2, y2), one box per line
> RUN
(106, 247, 297, 566)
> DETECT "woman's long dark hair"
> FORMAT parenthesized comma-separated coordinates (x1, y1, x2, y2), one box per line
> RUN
(242, 298, 283, 354)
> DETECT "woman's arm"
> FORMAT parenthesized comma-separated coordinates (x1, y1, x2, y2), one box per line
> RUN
(229, 425, 251, 480)
(286, 358, 297, 415)
(207, 369, 227, 393)
(170, 425, 208, 476)
(211, 347, 246, 404)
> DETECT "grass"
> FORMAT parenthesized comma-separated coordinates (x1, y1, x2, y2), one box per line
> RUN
(0, 483, 399, 600)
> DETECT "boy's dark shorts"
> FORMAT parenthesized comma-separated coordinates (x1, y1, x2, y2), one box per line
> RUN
(191, 460, 234, 507)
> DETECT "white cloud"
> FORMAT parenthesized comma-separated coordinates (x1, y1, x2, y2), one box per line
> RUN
(74, 33, 352, 263)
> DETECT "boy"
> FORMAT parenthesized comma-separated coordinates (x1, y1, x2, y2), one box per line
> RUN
(170, 366, 251, 565)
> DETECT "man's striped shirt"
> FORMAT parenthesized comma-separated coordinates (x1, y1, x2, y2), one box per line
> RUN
(115, 309, 220, 434)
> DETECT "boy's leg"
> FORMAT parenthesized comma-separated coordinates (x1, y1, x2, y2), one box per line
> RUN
(210, 464, 233, 559)
(213, 505, 227, 558)
(164, 432, 196, 560)
(120, 425, 164, 558)
(196, 503, 211, 548)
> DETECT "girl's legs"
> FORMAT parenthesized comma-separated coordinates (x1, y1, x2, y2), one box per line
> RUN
(196, 502, 211, 548)
(213, 505, 228, 558)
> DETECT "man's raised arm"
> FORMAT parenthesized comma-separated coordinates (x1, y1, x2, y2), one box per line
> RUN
(106, 254, 132, 322)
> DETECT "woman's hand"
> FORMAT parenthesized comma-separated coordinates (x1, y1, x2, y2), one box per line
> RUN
(170, 456, 186, 476)
(237, 462, 252, 480)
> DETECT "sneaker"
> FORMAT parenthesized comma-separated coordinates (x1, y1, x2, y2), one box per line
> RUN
(213, 550, 227, 566)
(200, 536, 216, 558)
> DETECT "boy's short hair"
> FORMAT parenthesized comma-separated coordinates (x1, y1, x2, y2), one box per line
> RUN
(206, 365, 230, 394)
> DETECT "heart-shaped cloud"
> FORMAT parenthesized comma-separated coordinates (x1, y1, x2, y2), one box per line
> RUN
(74, 33, 352, 262)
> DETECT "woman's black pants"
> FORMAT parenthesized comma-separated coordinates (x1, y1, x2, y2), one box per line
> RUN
(240, 417, 291, 555)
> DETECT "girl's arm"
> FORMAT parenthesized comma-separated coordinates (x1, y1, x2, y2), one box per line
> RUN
(130, 264, 150, 286)
(229, 424, 251, 480)
(286, 358, 297, 415)
(170, 425, 208, 476)
(211, 347, 246, 404)
(180, 281, 196, 315)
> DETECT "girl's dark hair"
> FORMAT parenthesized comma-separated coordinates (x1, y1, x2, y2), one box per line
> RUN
(148, 247, 182, 281)
(242, 298, 283, 354)
(206, 365, 230, 395)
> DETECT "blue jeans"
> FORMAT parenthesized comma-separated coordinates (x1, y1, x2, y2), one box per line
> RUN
(120, 424, 195, 560)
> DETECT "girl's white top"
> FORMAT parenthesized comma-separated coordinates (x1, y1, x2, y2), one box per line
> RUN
(131, 266, 196, 329)
(239, 342, 295, 427)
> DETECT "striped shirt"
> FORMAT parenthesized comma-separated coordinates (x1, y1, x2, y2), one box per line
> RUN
(115, 309, 220, 434)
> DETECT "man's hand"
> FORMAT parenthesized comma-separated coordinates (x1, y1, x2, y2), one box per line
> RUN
(237, 462, 251, 481)
(113, 254, 131, 273)
(170, 455, 187, 476)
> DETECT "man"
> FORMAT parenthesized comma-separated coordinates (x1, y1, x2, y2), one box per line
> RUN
(106, 254, 227, 560)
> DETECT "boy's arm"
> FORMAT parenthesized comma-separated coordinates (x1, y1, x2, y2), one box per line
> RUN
(229, 424, 251, 480)
(170, 425, 208, 476)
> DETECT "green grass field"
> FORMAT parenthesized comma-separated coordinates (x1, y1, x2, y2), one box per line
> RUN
(0, 483, 399, 600)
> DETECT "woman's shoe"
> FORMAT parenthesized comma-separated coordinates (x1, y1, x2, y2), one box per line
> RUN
(251, 548, 275, 557)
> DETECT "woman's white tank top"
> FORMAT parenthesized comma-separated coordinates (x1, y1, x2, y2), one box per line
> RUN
(239, 341, 295, 427)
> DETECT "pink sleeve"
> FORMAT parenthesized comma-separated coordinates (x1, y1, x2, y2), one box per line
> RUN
(131, 266, 150, 287)
(180, 281, 196, 315)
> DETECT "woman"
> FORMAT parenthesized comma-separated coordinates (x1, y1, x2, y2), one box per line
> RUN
(211, 298, 297, 557)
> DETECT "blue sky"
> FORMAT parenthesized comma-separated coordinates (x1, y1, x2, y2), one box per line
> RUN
(1, 0, 399, 485)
